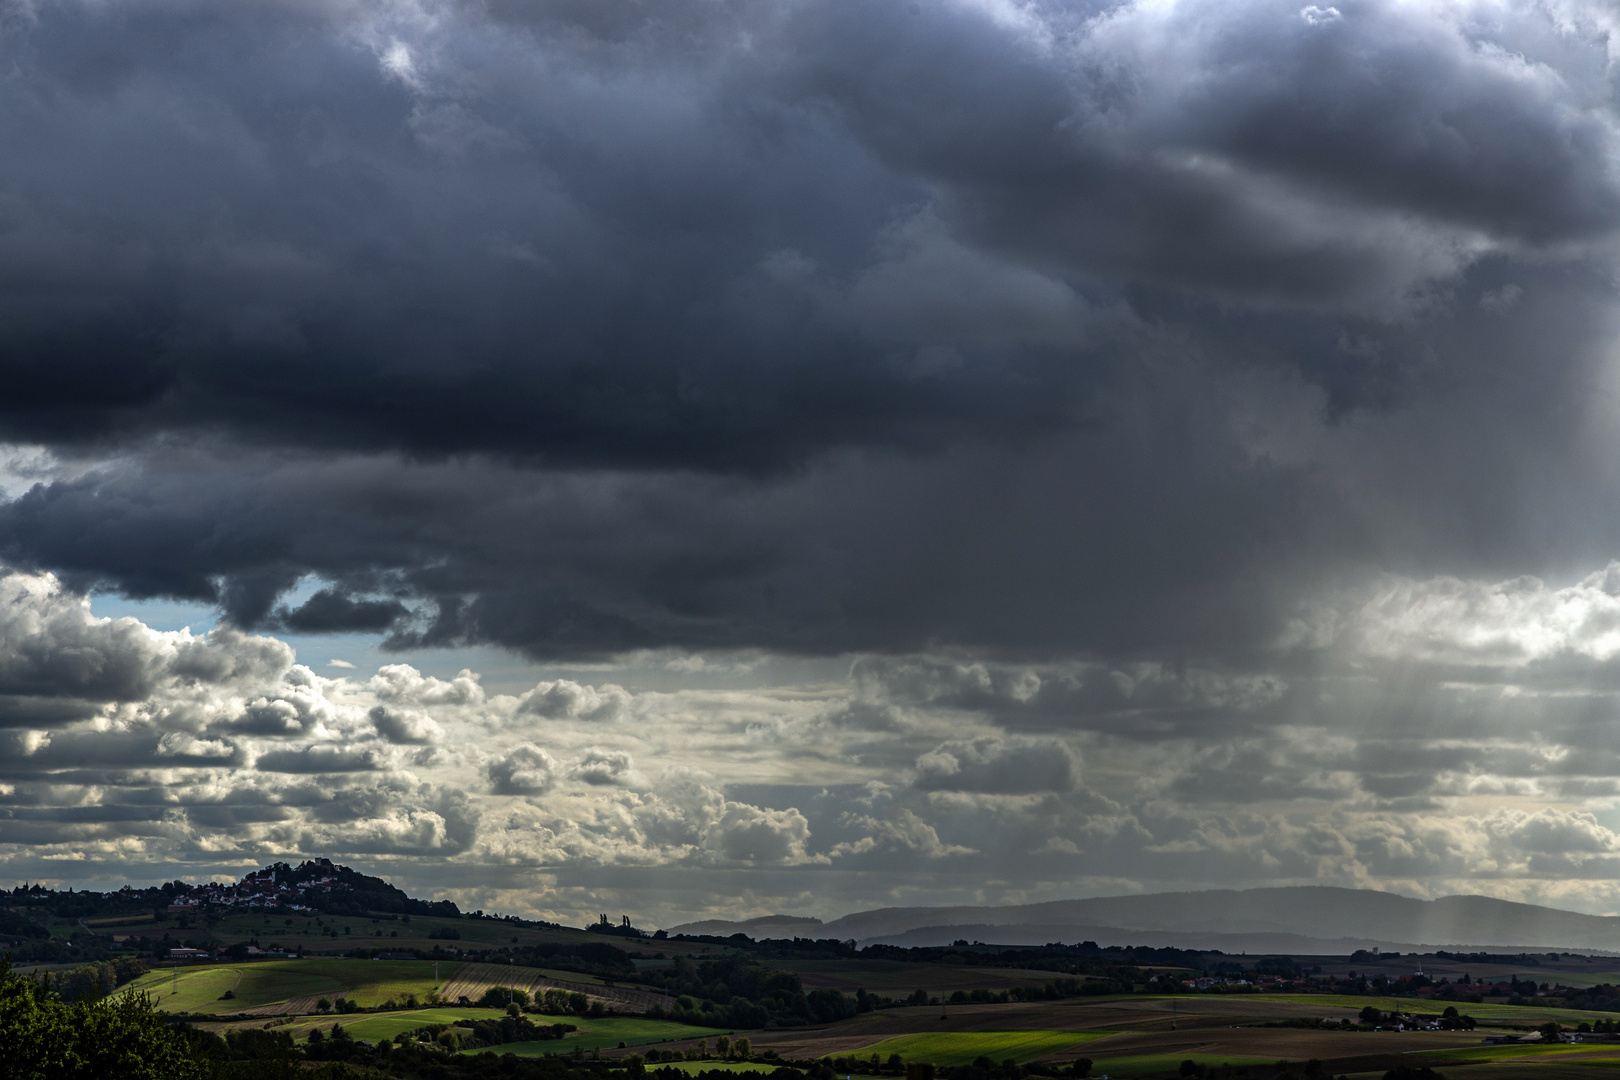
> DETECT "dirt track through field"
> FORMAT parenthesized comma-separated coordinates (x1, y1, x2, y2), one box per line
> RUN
(440, 963, 669, 1013)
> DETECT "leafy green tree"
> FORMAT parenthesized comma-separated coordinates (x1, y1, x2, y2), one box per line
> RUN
(0, 958, 202, 1080)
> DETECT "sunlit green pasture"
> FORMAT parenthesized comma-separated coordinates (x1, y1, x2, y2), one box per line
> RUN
(851, 1032, 1113, 1066)
(130, 961, 342, 1014)
(130, 958, 453, 1014)
(1418, 1042, 1608, 1061)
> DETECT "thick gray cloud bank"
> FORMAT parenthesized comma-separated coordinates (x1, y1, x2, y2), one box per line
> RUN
(3, 0, 1620, 918)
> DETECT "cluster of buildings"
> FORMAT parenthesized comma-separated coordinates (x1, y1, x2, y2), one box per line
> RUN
(162, 859, 350, 914)
(1179, 976, 1252, 989)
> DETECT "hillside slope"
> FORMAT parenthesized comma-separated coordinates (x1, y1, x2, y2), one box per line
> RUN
(673, 887, 1620, 951)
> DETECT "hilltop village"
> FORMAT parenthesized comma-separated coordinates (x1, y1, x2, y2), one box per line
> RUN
(160, 860, 350, 914)
(8, 858, 463, 924)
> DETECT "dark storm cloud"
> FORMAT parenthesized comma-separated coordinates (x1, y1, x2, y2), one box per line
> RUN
(0, 0, 1095, 469)
(0, 0, 1612, 664)
(0, 410, 1321, 658)
(276, 590, 412, 634)
(9, 0, 1620, 917)
(779, 0, 1620, 312)
(0, 0, 1611, 467)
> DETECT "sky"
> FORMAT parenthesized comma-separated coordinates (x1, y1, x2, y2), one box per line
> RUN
(7, 0, 1620, 927)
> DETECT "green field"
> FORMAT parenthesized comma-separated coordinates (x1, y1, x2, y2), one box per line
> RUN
(331, 960, 448, 1007)
(255, 1011, 733, 1053)
(129, 958, 449, 1014)
(458, 1018, 739, 1057)
(1087, 1053, 1275, 1078)
(286, 1007, 512, 1043)
(1261, 994, 1615, 1027)
(131, 961, 345, 1014)
(851, 1032, 1114, 1066)
(1418, 1043, 1620, 1062)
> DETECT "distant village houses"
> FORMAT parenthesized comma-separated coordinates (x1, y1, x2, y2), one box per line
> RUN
(156, 858, 348, 914)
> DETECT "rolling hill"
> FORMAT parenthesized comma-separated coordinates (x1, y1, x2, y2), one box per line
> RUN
(670, 886, 1620, 952)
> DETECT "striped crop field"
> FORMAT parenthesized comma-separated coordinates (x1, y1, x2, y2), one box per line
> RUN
(851, 1031, 1114, 1066)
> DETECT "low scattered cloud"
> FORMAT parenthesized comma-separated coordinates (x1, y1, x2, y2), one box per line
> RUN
(567, 748, 637, 787)
(913, 737, 1078, 794)
(369, 705, 444, 746)
(488, 744, 559, 796)
(255, 745, 389, 774)
(517, 681, 631, 724)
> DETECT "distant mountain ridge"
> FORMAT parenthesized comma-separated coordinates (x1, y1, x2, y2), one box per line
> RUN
(671, 914, 826, 937)
(668, 886, 1620, 953)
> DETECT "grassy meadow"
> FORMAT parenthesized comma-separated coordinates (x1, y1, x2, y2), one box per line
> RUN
(127, 956, 656, 1018)
(128, 957, 449, 1015)
(279, 1006, 514, 1043)
(1263, 993, 1620, 1027)
(850, 1032, 1115, 1067)
(456, 1018, 740, 1057)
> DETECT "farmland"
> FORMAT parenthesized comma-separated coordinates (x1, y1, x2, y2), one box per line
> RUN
(249, 1006, 515, 1044)
(35, 859, 1620, 1080)
(850, 1031, 1115, 1066)
(788, 959, 1073, 995)
(458, 1018, 741, 1057)
(1262, 994, 1620, 1028)
(126, 950, 1620, 1080)
(443, 960, 669, 1013)
(131, 955, 689, 1023)
(209, 1009, 734, 1053)
(737, 994, 1591, 1078)
(126, 958, 446, 1015)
